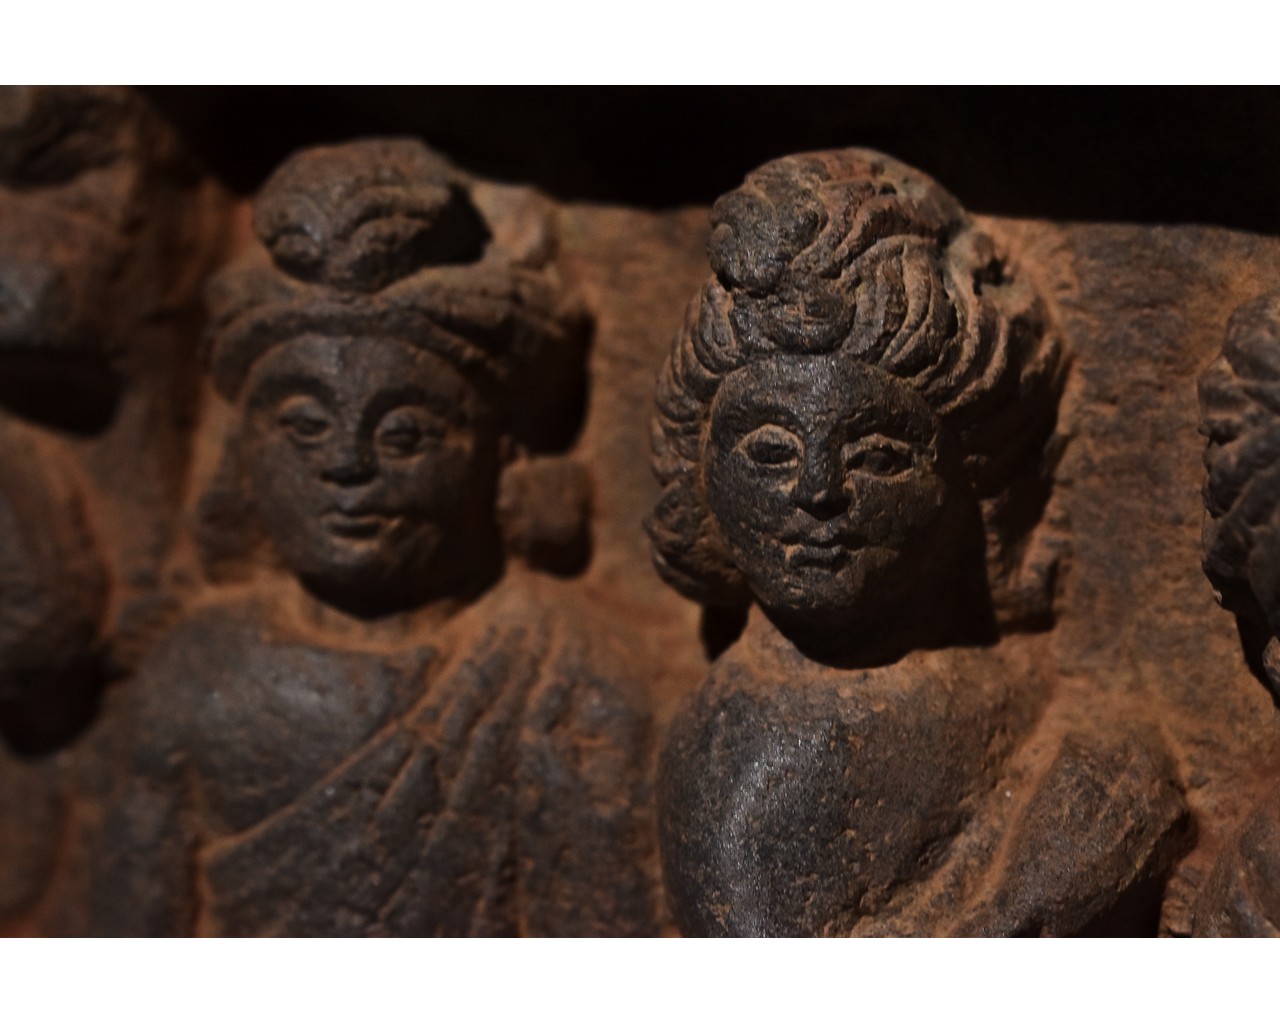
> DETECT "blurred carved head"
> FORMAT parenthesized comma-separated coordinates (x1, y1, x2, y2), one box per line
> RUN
(200, 139, 590, 614)
(0, 86, 215, 428)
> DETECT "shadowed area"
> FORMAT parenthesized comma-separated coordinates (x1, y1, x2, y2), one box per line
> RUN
(142, 87, 1280, 232)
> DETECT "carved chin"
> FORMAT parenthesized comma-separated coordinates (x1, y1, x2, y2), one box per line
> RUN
(749, 546, 905, 622)
(278, 521, 446, 596)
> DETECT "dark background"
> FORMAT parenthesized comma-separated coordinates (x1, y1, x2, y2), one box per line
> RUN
(141, 87, 1280, 232)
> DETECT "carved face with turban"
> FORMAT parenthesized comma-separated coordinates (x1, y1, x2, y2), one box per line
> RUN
(201, 139, 587, 615)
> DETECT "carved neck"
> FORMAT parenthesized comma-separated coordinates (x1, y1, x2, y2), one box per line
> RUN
(757, 568, 999, 670)
(275, 573, 473, 651)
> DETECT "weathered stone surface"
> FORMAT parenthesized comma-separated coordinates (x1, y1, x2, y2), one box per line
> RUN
(6, 91, 1280, 937)
(0, 86, 227, 934)
(1184, 293, 1280, 935)
(0, 86, 228, 694)
(1028, 223, 1280, 935)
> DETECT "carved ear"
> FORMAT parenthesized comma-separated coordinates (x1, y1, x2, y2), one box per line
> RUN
(496, 454, 592, 577)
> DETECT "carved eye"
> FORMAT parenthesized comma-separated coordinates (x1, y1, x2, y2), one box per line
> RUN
(276, 396, 333, 445)
(843, 436, 916, 478)
(739, 424, 802, 467)
(374, 406, 446, 457)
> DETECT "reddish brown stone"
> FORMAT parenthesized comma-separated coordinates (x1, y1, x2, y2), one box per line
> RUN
(5, 92, 1280, 937)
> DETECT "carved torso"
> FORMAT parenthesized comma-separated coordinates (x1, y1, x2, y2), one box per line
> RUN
(151, 602, 429, 836)
(660, 614, 1190, 936)
(88, 578, 655, 937)
(660, 612, 1035, 935)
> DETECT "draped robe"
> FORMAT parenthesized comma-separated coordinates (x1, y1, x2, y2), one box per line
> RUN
(659, 612, 1190, 937)
(84, 580, 656, 936)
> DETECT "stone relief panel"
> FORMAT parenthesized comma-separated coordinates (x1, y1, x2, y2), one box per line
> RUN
(0, 84, 227, 746)
(5, 87, 1280, 936)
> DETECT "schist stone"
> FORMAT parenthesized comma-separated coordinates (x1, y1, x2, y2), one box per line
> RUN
(3, 86, 1280, 937)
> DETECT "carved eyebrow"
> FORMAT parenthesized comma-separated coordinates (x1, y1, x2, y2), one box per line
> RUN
(838, 405, 936, 446)
(842, 432, 920, 455)
(724, 394, 804, 431)
(247, 373, 336, 411)
(336, 190, 402, 236)
(362, 384, 472, 428)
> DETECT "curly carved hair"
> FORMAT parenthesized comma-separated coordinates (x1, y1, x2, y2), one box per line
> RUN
(1199, 294, 1280, 635)
(647, 149, 1068, 621)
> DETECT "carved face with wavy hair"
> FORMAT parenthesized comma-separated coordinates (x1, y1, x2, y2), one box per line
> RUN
(703, 350, 970, 649)
(648, 150, 1066, 657)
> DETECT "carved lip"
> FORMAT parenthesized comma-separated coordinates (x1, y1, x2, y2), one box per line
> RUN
(322, 509, 397, 539)
(785, 540, 850, 569)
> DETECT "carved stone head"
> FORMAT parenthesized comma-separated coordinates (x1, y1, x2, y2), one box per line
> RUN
(1199, 294, 1280, 689)
(0, 86, 216, 429)
(201, 139, 589, 615)
(648, 150, 1066, 655)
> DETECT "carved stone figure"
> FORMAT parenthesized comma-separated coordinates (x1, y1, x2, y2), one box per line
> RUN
(649, 150, 1190, 936)
(7, 88, 1278, 938)
(0, 86, 225, 933)
(71, 139, 656, 936)
(1192, 293, 1280, 935)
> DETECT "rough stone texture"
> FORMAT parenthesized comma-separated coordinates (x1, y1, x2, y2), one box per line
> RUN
(1021, 222, 1280, 935)
(5, 92, 1280, 937)
(0, 87, 228, 700)
(69, 582, 654, 936)
(1183, 292, 1280, 935)
(0, 86, 228, 934)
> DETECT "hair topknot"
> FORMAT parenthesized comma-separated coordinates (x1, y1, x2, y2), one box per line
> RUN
(202, 138, 588, 453)
(1200, 293, 1280, 634)
(251, 138, 489, 293)
(648, 149, 1068, 620)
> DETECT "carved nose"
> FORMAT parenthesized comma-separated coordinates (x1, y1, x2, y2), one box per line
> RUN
(320, 440, 376, 485)
(793, 454, 847, 520)
(794, 487, 846, 519)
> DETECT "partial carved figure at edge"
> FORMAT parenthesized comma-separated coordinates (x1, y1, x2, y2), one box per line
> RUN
(1193, 293, 1280, 936)
(0, 85, 226, 933)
